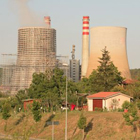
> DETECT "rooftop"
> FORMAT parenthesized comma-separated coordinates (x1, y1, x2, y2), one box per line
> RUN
(87, 92, 120, 99)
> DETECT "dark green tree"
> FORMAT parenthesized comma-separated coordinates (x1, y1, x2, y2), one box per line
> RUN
(32, 101, 42, 122)
(28, 68, 78, 111)
(94, 47, 123, 91)
(78, 113, 86, 140)
(2, 102, 11, 131)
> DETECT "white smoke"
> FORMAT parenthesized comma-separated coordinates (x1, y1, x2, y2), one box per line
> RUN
(8, 0, 46, 27)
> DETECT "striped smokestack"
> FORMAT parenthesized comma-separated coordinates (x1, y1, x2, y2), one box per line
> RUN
(44, 16, 51, 28)
(81, 16, 90, 78)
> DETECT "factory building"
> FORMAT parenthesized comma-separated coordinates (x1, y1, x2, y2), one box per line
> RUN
(86, 26, 131, 79)
(70, 45, 80, 82)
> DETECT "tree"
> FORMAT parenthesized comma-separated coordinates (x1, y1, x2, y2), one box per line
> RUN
(93, 47, 123, 91)
(123, 104, 140, 139)
(78, 113, 86, 140)
(28, 68, 78, 111)
(2, 102, 11, 131)
(32, 101, 42, 122)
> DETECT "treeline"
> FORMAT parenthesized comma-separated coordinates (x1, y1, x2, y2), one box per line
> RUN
(0, 68, 2, 85)
(130, 69, 140, 80)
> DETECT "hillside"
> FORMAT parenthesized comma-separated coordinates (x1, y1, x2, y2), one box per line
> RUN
(0, 111, 138, 140)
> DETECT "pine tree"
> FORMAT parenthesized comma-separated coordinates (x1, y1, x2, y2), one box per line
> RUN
(2, 102, 11, 131)
(95, 47, 123, 91)
(32, 101, 42, 122)
(78, 113, 86, 140)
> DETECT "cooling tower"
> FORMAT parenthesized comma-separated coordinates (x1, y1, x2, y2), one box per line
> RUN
(12, 26, 56, 91)
(86, 26, 131, 79)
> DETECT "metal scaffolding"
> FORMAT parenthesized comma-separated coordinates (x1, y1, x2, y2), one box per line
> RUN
(0, 54, 69, 94)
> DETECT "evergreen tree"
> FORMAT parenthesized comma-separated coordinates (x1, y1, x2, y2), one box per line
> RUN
(78, 113, 86, 140)
(32, 101, 42, 122)
(2, 102, 11, 131)
(94, 47, 123, 91)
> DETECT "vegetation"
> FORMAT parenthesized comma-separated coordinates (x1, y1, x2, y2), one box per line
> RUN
(77, 47, 123, 93)
(2, 101, 11, 131)
(0, 68, 2, 85)
(123, 102, 140, 140)
(130, 68, 140, 80)
(77, 113, 87, 140)
(32, 101, 42, 122)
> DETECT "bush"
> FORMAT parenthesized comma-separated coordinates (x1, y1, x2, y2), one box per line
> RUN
(137, 101, 140, 110)
(2, 102, 11, 120)
(94, 107, 103, 112)
(32, 101, 42, 122)
(123, 104, 139, 125)
(122, 101, 131, 110)
(118, 108, 124, 112)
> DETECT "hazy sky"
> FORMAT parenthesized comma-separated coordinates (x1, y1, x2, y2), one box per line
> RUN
(0, 0, 140, 69)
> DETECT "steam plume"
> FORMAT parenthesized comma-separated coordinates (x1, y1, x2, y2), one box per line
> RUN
(9, 0, 46, 27)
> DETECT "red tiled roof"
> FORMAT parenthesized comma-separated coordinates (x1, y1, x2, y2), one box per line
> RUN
(122, 79, 137, 85)
(87, 92, 120, 99)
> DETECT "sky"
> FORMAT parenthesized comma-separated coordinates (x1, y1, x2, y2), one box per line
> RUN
(0, 0, 140, 69)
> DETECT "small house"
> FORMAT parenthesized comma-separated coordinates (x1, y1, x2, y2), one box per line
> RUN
(87, 92, 132, 111)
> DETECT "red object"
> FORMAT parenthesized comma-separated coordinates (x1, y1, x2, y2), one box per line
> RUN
(83, 21, 89, 24)
(87, 92, 119, 98)
(124, 109, 128, 113)
(83, 32, 89, 35)
(23, 99, 34, 110)
(70, 104, 76, 111)
(83, 27, 89, 29)
(93, 99, 102, 111)
(83, 16, 89, 19)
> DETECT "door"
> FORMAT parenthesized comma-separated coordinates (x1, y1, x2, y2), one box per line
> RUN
(93, 99, 102, 111)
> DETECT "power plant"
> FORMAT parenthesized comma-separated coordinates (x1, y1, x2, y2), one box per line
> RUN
(81, 22, 131, 79)
(0, 15, 132, 94)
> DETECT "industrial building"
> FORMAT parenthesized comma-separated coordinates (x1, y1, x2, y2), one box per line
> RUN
(81, 16, 131, 79)
(1, 16, 58, 93)
(70, 45, 80, 82)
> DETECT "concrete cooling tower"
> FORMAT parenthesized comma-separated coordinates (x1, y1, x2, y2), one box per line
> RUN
(86, 26, 131, 79)
(11, 17, 57, 92)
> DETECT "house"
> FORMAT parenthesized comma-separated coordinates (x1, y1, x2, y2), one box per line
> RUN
(87, 92, 132, 111)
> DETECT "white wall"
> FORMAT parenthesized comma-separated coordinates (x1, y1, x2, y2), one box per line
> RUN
(105, 94, 130, 110)
(87, 99, 93, 111)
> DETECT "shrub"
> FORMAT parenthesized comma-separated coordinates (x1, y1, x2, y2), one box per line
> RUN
(118, 108, 124, 112)
(32, 101, 42, 122)
(122, 101, 131, 110)
(94, 107, 103, 112)
(137, 101, 140, 110)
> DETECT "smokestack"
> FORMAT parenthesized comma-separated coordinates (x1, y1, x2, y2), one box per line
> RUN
(44, 16, 51, 28)
(81, 16, 90, 78)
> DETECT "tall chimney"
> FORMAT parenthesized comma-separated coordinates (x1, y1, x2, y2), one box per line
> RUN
(81, 16, 90, 78)
(44, 16, 51, 28)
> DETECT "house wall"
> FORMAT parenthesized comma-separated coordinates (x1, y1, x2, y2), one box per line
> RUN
(105, 94, 131, 110)
(87, 99, 93, 111)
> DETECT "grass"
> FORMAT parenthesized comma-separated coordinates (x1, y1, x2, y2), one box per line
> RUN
(0, 110, 137, 140)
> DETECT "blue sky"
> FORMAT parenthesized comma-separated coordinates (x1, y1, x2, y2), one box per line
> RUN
(0, 0, 140, 69)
